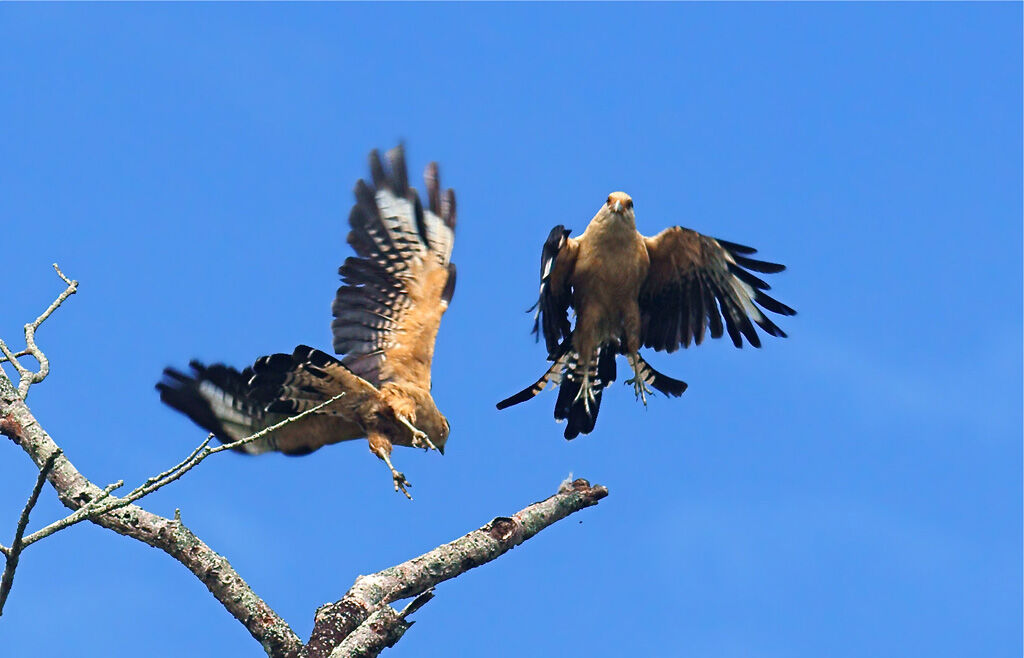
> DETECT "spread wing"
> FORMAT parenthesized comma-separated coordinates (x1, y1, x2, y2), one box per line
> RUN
(530, 225, 579, 356)
(641, 226, 795, 351)
(156, 358, 363, 456)
(332, 146, 457, 390)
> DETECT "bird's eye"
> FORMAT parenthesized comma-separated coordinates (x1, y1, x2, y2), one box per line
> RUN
(627, 199, 633, 209)
(607, 196, 612, 205)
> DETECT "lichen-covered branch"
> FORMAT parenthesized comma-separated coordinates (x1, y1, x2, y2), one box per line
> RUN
(15, 394, 344, 551)
(0, 448, 60, 615)
(307, 478, 609, 658)
(0, 263, 78, 399)
(1, 264, 611, 658)
(328, 590, 434, 658)
(0, 370, 306, 657)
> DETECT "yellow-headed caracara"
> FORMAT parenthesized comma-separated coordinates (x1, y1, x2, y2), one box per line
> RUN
(497, 191, 795, 439)
(157, 146, 456, 498)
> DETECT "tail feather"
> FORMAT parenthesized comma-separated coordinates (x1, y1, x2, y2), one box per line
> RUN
(554, 345, 617, 440)
(496, 353, 568, 410)
(496, 346, 688, 439)
(631, 353, 688, 398)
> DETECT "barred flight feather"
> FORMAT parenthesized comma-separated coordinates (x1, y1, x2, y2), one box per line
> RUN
(156, 362, 280, 455)
(641, 228, 795, 352)
(158, 145, 455, 470)
(332, 146, 456, 387)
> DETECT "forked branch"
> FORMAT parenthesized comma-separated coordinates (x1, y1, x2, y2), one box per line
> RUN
(0, 263, 78, 399)
(0, 448, 61, 615)
(308, 478, 609, 658)
(1, 265, 609, 657)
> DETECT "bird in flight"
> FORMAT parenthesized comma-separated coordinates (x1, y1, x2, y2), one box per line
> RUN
(157, 146, 457, 498)
(497, 191, 795, 439)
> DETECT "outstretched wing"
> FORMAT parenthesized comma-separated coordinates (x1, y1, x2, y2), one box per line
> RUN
(156, 358, 363, 456)
(641, 227, 795, 351)
(332, 146, 457, 390)
(530, 226, 578, 356)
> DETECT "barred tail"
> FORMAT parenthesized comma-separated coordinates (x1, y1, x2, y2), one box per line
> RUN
(495, 352, 570, 410)
(554, 344, 617, 440)
(630, 353, 688, 398)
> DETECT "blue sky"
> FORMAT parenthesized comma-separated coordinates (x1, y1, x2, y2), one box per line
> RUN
(1, 3, 1020, 657)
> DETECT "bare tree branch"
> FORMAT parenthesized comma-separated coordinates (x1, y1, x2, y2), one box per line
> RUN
(328, 589, 433, 658)
(0, 448, 61, 615)
(1, 265, 611, 657)
(0, 369, 306, 657)
(17, 479, 124, 549)
(14, 394, 344, 551)
(307, 478, 609, 658)
(0, 348, 31, 364)
(0, 263, 78, 399)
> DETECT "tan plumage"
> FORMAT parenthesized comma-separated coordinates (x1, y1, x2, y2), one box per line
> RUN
(498, 191, 795, 439)
(158, 146, 456, 498)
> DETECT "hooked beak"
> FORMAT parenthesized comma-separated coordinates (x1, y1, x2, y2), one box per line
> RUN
(613, 200, 623, 213)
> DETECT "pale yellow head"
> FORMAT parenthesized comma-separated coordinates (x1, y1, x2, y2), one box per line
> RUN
(605, 191, 634, 215)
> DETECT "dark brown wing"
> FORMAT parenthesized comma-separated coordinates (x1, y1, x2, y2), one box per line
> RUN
(530, 226, 579, 356)
(640, 227, 795, 351)
(332, 146, 457, 390)
(156, 358, 364, 456)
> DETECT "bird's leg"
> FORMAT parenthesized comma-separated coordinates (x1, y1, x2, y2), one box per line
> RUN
(398, 415, 437, 452)
(382, 452, 412, 500)
(625, 353, 653, 406)
(369, 433, 412, 499)
(571, 370, 596, 416)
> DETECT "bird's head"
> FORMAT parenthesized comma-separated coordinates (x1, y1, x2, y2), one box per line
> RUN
(436, 417, 450, 455)
(605, 191, 634, 219)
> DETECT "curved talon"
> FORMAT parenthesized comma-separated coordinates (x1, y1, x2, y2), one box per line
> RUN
(399, 415, 437, 451)
(625, 376, 653, 406)
(392, 471, 413, 500)
(572, 373, 595, 415)
(625, 353, 654, 406)
(378, 448, 413, 500)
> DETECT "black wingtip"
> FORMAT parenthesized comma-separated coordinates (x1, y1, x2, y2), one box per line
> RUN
(715, 238, 758, 255)
(386, 144, 408, 194)
(733, 253, 786, 274)
(442, 188, 456, 229)
(496, 386, 536, 410)
(424, 161, 441, 215)
(368, 149, 386, 188)
(156, 361, 250, 448)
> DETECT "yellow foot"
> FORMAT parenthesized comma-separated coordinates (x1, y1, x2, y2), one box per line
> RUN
(626, 354, 653, 406)
(379, 450, 413, 500)
(571, 373, 595, 415)
(398, 415, 437, 452)
(391, 469, 412, 500)
(624, 376, 653, 406)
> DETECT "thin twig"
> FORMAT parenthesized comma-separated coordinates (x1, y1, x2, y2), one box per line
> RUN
(209, 394, 343, 455)
(17, 264, 79, 397)
(0, 264, 79, 399)
(18, 394, 344, 548)
(0, 348, 30, 365)
(1, 368, 305, 656)
(0, 340, 27, 383)
(19, 480, 123, 549)
(0, 449, 62, 615)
